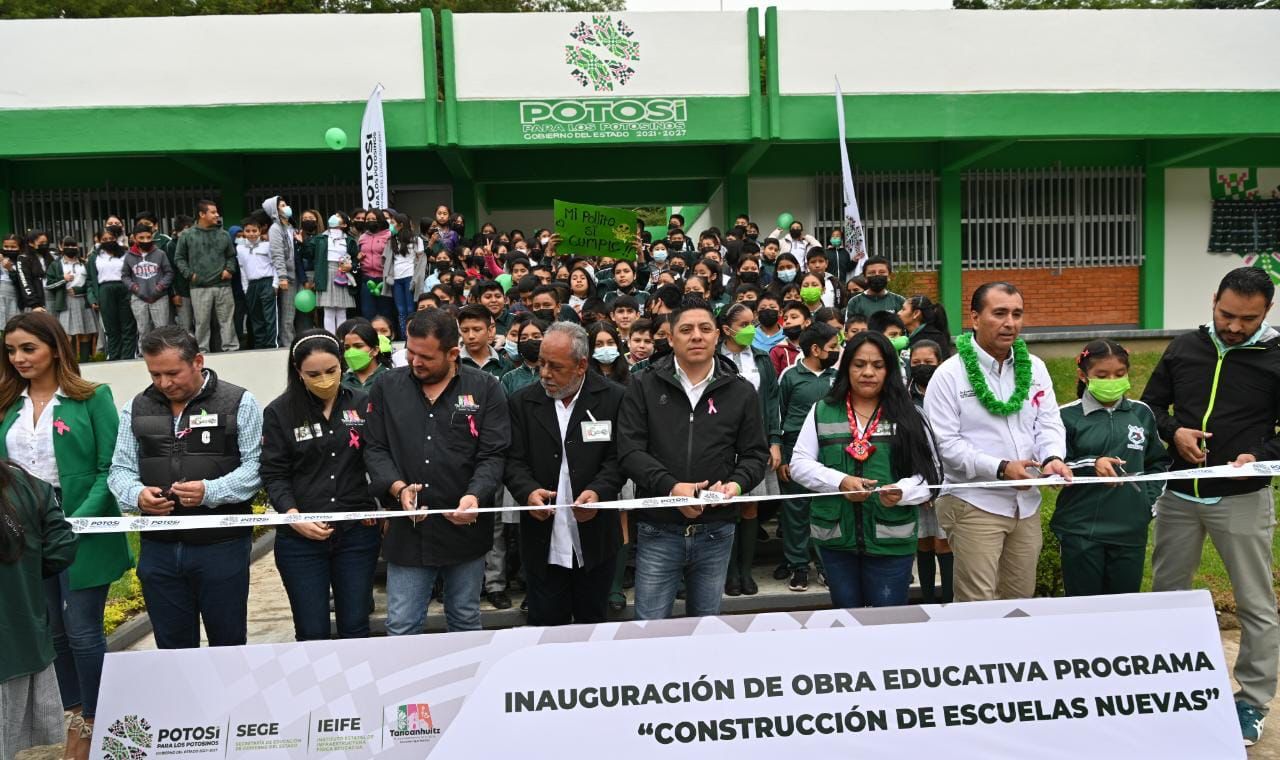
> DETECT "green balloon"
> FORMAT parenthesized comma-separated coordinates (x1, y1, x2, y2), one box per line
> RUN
(324, 127, 347, 151)
(495, 273, 514, 293)
(294, 288, 317, 313)
(777, 212, 795, 230)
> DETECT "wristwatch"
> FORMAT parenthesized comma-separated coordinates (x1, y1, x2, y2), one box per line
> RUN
(997, 460, 1010, 480)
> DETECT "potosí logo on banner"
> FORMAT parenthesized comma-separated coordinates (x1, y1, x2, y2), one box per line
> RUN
(360, 83, 388, 209)
(565, 15, 639, 92)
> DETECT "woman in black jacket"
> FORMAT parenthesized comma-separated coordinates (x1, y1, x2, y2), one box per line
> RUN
(15, 230, 53, 312)
(260, 329, 382, 641)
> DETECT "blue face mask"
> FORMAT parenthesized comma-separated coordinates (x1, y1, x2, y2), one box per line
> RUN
(593, 346, 620, 365)
(503, 341, 519, 359)
(776, 268, 797, 283)
(652, 250, 668, 263)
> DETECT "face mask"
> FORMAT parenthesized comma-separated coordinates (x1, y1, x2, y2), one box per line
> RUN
(819, 350, 840, 370)
(737, 271, 758, 284)
(830, 237, 842, 247)
(1087, 376, 1131, 403)
(378, 335, 394, 354)
(747, 233, 759, 241)
(328, 215, 342, 229)
(593, 346, 620, 364)
(652, 250, 668, 263)
(757, 308, 779, 328)
(540, 237, 550, 246)
(911, 363, 937, 389)
(867, 275, 889, 292)
(783, 325, 803, 340)
(670, 266, 686, 278)
(107, 224, 124, 236)
(790, 229, 802, 240)
(301, 219, 318, 234)
(776, 268, 797, 283)
(36, 243, 50, 254)
(62, 248, 80, 258)
(533, 308, 557, 323)
(890, 335, 910, 352)
(136, 241, 154, 252)
(731, 325, 756, 347)
(282, 205, 293, 220)
(100, 241, 120, 254)
(344, 347, 373, 372)
(651, 338, 672, 359)
(434, 261, 450, 272)
(518, 339, 541, 363)
(303, 373, 341, 400)
(800, 286, 822, 304)
(389, 224, 398, 235)
(503, 340, 519, 360)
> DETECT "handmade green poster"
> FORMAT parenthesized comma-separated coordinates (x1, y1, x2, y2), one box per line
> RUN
(553, 200, 637, 261)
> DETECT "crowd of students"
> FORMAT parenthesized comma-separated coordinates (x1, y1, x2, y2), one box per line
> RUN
(1, 201, 1278, 756)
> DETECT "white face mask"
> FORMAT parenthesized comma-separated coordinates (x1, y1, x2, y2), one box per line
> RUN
(328, 215, 341, 229)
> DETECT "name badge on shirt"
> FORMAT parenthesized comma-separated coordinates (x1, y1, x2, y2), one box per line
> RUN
(190, 413, 219, 428)
(293, 425, 314, 442)
(581, 420, 612, 443)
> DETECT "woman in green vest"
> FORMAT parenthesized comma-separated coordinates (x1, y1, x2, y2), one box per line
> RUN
(789, 330, 939, 609)
(0, 311, 128, 759)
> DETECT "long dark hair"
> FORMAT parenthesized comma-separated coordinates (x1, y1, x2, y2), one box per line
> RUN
(587, 321, 630, 385)
(906, 295, 953, 354)
(284, 330, 344, 428)
(1076, 338, 1130, 398)
(826, 330, 939, 485)
(0, 463, 35, 564)
(336, 318, 391, 370)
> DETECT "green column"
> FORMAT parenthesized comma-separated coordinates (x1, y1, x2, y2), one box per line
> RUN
(0, 161, 11, 236)
(725, 174, 748, 230)
(938, 168, 963, 330)
(1140, 166, 1165, 329)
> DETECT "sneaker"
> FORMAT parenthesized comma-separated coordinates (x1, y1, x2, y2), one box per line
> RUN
(773, 563, 792, 581)
(486, 590, 512, 610)
(1237, 700, 1265, 746)
(789, 568, 809, 592)
(520, 597, 529, 613)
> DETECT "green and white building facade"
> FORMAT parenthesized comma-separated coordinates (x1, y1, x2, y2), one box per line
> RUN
(2, 8, 1278, 329)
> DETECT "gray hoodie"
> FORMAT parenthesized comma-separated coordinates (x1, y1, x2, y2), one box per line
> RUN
(262, 195, 297, 283)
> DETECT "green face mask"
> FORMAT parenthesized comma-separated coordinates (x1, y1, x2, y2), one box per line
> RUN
(378, 334, 394, 354)
(732, 324, 757, 347)
(800, 286, 823, 304)
(890, 335, 909, 352)
(344, 347, 373, 372)
(1087, 376, 1131, 403)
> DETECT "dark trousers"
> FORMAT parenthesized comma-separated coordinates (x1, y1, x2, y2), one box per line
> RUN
(44, 573, 109, 719)
(274, 524, 381, 640)
(137, 536, 251, 649)
(1058, 532, 1145, 596)
(524, 552, 617, 627)
(244, 277, 278, 349)
(818, 548, 914, 609)
(97, 281, 136, 360)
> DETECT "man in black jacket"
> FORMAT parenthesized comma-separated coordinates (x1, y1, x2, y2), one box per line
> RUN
(619, 297, 769, 620)
(1142, 266, 1280, 747)
(504, 322, 625, 626)
(365, 309, 511, 634)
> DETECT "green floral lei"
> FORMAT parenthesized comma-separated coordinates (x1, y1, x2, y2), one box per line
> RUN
(956, 333, 1032, 417)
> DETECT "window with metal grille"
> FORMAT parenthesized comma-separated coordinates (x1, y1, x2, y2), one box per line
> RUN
(244, 184, 363, 221)
(961, 167, 1143, 270)
(11, 186, 220, 246)
(815, 171, 939, 273)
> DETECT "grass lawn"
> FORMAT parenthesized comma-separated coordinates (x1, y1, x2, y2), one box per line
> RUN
(1038, 351, 1280, 612)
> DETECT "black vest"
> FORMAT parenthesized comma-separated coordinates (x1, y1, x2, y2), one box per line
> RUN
(131, 369, 252, 544)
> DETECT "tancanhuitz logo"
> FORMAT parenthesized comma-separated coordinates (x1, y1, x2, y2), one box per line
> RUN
(391, 703, 442, 741)
(102, 715, 153, 760)
(565, 15, 639, 92)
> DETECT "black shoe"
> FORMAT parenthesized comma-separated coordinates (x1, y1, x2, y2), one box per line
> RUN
(757, 523, 770, 542)
(520, 597, 529, 613)
(508, 576, 527, 594)
(608, 591, 626, 613)
(817, 570, 828, 588)
(741, 572, 758, 596)
(487, 590, 512, 610)
(789, 568, 810, 592)
(773, 563, 791, 581)
(724, 573, 742, 596)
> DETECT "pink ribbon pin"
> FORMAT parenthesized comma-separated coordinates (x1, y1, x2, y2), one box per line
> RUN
(468, 414, 479, 438)
(707, 398, 718, 415)
(53, 419, 70, 436)
(176, 428, 192, 439)
(1032, 390, 1046, 408)
(348, 429, 361, 449)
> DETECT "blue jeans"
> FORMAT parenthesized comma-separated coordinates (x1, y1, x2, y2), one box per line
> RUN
(385, 556, 485, 634)
(137, 536, 251, 648)
(817, 549, 914, 608)
(392, 277, 414, 339)
(634, 521, 735, 620)
(274, 524, 381, 640)
(44, 573, 109, 719)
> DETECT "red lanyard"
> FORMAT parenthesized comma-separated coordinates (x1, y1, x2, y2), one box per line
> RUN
(844, 395, 882, 462)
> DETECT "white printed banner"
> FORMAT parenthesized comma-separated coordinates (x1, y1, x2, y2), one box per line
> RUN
(360, 84, 389, 210)
(93, 591, 1241, 759)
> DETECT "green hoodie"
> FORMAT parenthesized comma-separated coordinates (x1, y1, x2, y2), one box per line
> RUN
(175, 224, 237, 288)
(1053, 393, 1171, 547)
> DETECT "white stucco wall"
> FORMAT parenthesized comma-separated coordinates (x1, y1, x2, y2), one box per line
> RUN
(0, 15, 424, 108)
(749, 177, 816, 237)
(83, 349, 289, 413)
(1163, 167, 1280, 331)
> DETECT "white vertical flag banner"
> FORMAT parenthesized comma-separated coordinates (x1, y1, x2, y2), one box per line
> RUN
(361, 83, 389, 210)
(835, 78, 868, 266)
